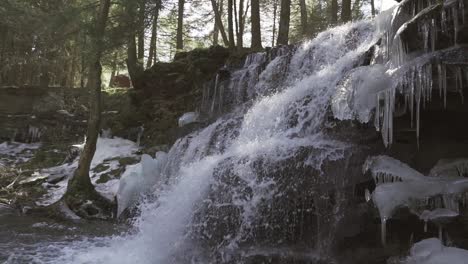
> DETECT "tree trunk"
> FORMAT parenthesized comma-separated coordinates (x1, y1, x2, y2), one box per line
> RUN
(277, 0, 291, 46)
(236, 0, 244, 48)
(125, 1, 143, 86)
(228, 0, 236, 49)
(341, 0, 352, 22)
(370, 0, 376, 17)
(213, 0, 219, 46)
(272, 0, 278, 47)
(137, 0, 146, 62)
(330, 0, 338, 24)
(109, 53, 117, 87)
(234, 0, 239, 46)
(65, 0, 112, 217)
(127, 34, 140, 86)
(147, 3, 160, 68)
(300, 0, 308, 36)
(251, 0, 262, 50)
(211, 0, 229, 46)
(352, 0, 361, 19)
(176, 0, 185, 50)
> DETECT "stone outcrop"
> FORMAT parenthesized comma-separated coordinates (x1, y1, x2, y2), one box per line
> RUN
(0, 87, 88, 143)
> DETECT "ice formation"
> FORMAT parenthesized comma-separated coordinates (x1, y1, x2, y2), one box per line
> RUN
(331, 0, 467, 146)
(332, 65, 391, 123)
(403, 238, 468, 264)
(8, 1, 467, 262)
(364, 155, 468, 245)
(420, 208, 458, 238)
(178, 112, 200, 127)
(429, 158, 468, 178)
(116, 152, 168, 216)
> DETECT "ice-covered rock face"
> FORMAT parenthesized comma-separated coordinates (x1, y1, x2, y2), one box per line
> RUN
(364, 155, 468, 245)
(332, 65, 392, 123)
(116, 152, 168, 217)
(331, 0, 468, 146)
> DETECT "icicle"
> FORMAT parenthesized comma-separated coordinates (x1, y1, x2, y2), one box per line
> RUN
(210, 74, 220, 113)
(136, 126, 144, 147)
(374, 93, 381, 131)
(422, 22, 430, 53)
(424, 220, 428, 232)
(419, 66, 426, 110)
(382, 96, 389, 146)
(416, 76, 421, 146)
(365, 189, 371, 202)
(201, 83, 208, 111)
(381, 218, 387, 246)
(438, 64, 443, 98)
(427, 64, 433, 102)
(410, 69, 415, 128)
(218, 82, 224, 113)
(457, 66, 464, 103)
(442, 9, 448, 33)
(442, 64, 447, 108)
(453, 6, 459, 44)
(460, 0, 465, 25)
(393, 34, 407, 67)
(431, 19, 437, 52)
(389, 88, 395, 145)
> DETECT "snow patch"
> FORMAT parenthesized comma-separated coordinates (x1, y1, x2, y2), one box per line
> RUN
(37, 137, 139, 206)
(403, 238, 468, 264)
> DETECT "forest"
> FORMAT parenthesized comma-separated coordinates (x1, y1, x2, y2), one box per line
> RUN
(0, 0, 377, 87)
(2, 0, 468, 263)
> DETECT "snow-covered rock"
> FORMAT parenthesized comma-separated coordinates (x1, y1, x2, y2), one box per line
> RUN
(404, 238, 468, 264)
(37, 137, 139, 206)
(178, 112, 199, 127)
(364, 155, 468, 245)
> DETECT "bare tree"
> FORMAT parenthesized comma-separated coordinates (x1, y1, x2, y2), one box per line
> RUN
(211, 0, 229, 46)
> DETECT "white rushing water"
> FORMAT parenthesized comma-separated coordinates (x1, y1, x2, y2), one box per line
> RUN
(6, 13, 396, 264)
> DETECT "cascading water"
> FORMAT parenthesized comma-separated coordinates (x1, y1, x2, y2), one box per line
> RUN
(7, 12, 397, 264)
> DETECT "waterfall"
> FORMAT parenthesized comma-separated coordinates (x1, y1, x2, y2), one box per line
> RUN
(15, 12, 395, 264)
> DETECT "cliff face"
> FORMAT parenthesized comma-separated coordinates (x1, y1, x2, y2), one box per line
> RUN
(0, 87, 88, 144)
(329, 0, 468, 261)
